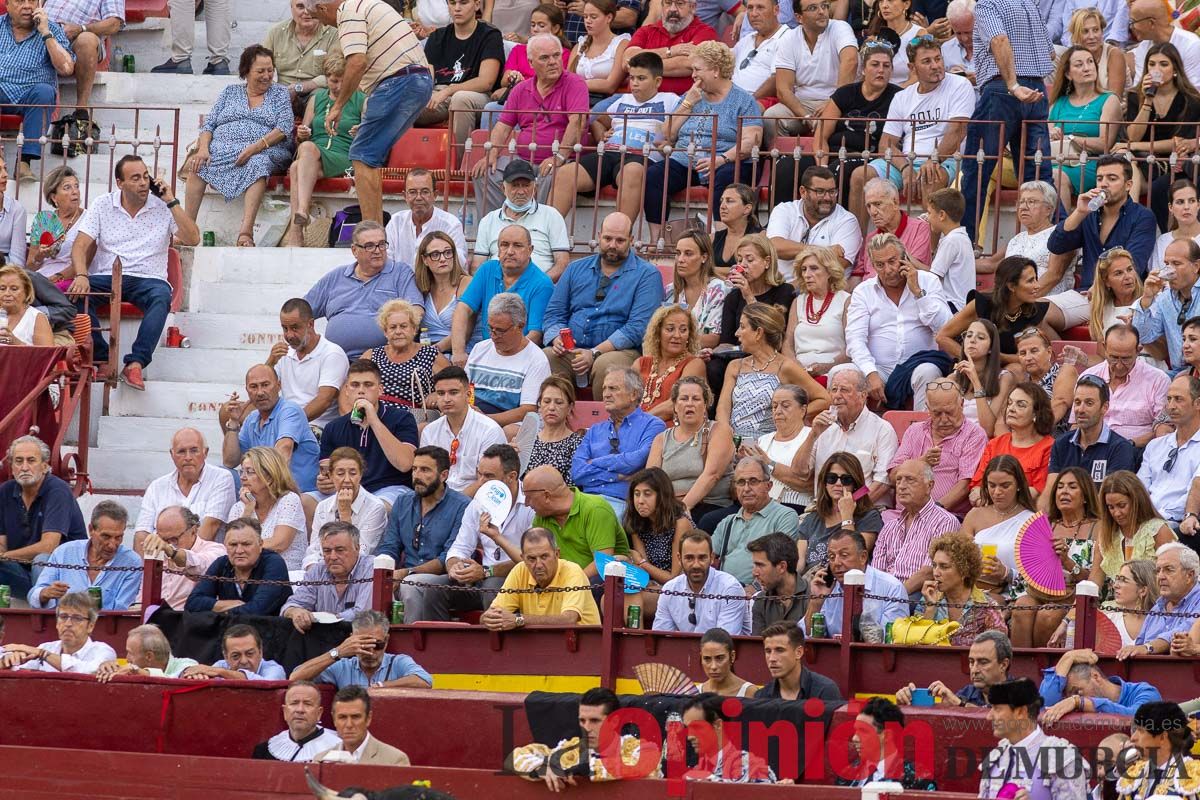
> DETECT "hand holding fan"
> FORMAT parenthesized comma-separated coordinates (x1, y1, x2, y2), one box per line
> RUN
(594, 551, 650, 594)
(476, 480, 513, 528)
(39, 231, 56, 247)
(634, 662, 700, 695)
(1015, 513, 1070, 601)
(1094, 611, 1124, 657)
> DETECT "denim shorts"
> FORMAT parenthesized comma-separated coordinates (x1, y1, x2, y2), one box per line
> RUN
(868, 156, 960, 191)
(349, 70, 434, 168)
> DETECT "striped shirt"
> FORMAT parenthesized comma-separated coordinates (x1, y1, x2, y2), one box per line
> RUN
(972, 0, 1053, 87)
(870, 499, 960, 583)
(0, 16, 73, 87)
(44, 0, 125, 26)
(336, 0, 429, 95)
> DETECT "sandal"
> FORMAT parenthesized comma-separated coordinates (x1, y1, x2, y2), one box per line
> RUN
(237, 232, 256, 247)
(293, 212, 311, 228)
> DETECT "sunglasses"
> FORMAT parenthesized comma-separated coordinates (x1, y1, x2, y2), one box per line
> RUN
(413, 522, 423, 551)
(1165, 446, 1180, 474)
(595, 274, 614, 303)
(688, 596, 697, 627)
(450, 437, 460, 466)
(739, 48, 758, 71)
(824, 473, 857, 487)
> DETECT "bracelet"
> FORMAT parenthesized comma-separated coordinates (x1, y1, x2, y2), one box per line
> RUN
(1007, 83, 1020, 93)
(166, 199, 180, 209)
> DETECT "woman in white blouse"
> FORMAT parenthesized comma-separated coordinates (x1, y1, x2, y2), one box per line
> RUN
(1151, 179, 1200, 269)
(667, 230, 725, 351)
(568, 0, 629, 104)
(229, 446, 309, 571)
(301, 448, 389, 569)
(783, 246, 850, 378)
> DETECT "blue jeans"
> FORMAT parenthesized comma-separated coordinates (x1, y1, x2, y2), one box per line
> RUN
(643, 156, 760, 225)
(960, 77, 1054, 242)
(81, 275, 172, 368)
(0, 83, 57, 159)
(479, 100, 505, 133)
(349, 71, 433, 168)
(0, 553, 48, 599)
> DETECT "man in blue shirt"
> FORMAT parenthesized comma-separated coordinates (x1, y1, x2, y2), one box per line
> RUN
(220, 364, 320, 493)
(1134, 238, 1200, 375)
(303, 221, 423, 359)
(0, 435, 87, 597)
(1048, 154, 1158, 286)
(289, 610, 433, 689)
(1043, 375, 1135, 507)
(180, 624, 287, 681)
(184, 518, 292, 616)
(542, 212, 663, 389)
(28, 500, 141, 610)
(449, 224, 553, 362)
(571, 368, 665, 517)
(375, 446, 471, 622)
(1127, 542, 1200, 656)
(801, 529, 908, 639)
(1039, 648, 1161, 720)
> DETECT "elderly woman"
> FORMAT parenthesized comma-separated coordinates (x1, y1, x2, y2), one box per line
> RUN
(568, 0, 629, 104)
(300, 447, 389, 569)
(711, 183, 762, 272)
(1048, 46, 1121, 211)
(0, 265, 54, 346)
(26, 167, 84, 286)
(635, 305, 706, 425)
(185, 45, 294, 247)
(285, 51, 365, 247)
(365, 298, 449, 411)
(647, 375, 734, 520)
(1, 591, 115, 673)
(643, 41, 763, 238)
(228, 446, 308, 571)
(784, 246, 851, 378)
(915, 531, 1007, 646)
(521, 375, 584, 484)
(740, 384, 813, 511)
(0, 157, 27, 268)
(667, 230, 725, 350)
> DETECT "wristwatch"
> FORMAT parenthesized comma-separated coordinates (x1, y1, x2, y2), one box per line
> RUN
(590, 347, 602, 361)
(224, 420, 239, 433)
(328, 648, 341, 661)
(514, 611, 525, 628)
(484, 565, 494, 578)
(292, 82, 306, 94)
(973, 390, 987, 399)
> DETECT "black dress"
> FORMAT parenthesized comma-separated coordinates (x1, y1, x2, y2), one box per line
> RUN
(971, 291, 1049, 355)
(712, 221, 763, 270)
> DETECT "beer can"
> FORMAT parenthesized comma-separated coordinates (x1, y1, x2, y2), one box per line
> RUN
(559, 327, 576, 350)
(88, 586, 103, 609)
(884, 621, 893, 644)
(0, 585, 10, 608)
(810, 612, 826, 638)
(626, 605, 641, 629)
(391, 599, 405, 624)
(202, 231, 216, 247)
(123, 54, 136, 73)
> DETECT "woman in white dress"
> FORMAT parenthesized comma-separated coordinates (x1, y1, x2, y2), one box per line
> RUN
(961, 454, 1038, 604)
(783, 246, 850, 379)
(229, 446, 309, 571)
(0, 265, 53, 347)
(568, 0, 630, 103)
(1102, 559, 1156, 647)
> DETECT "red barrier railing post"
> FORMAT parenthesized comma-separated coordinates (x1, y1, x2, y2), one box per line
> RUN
(1073, 580, 1100, 650)
(839, 569, 865, 699)
(372, 555, 396, 615)
(599, 564, 625, 691)
(141, 555, 164, 608)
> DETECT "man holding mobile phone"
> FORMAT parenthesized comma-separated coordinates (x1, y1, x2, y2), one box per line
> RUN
(802, 528, 907, 640)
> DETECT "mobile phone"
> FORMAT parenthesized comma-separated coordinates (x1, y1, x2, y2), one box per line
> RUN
(852, 484, 870, 501)
(149, 177, 164, 198)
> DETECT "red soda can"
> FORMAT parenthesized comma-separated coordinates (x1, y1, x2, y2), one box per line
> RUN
(560, 328, 576, 350)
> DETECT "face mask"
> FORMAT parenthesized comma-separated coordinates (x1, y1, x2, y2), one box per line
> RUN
(505, 197, 534, 214)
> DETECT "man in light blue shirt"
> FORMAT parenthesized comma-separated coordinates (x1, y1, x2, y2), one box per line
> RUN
(542, 212, 664, 389)
(1138, 374, 1200, 527)
(1133, 239, 1200, 376)
(220, 364, 320, 492)
(653, 531, 749, 635)
(289, 610, 433, 689)
(1131, 543, 1200, 655)
(180, 624, 287, 681)
(1039, 648, 1161, 717)
(801, 529, 907, 639)
(281, 521, 374, 629)
(28, 500, 141, 610)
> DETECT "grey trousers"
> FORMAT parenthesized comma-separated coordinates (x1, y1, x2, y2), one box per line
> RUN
(472, 154, 554, 221)
(399, 572, 507, 622)
(169, 0, 231, 64)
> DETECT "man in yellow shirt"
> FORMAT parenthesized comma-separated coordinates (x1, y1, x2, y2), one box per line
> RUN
(481, 527, 601, 629)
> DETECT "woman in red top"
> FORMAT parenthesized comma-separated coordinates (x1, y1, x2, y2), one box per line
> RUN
(970, 381, 1055, 501)
(635, 304, 706, 425)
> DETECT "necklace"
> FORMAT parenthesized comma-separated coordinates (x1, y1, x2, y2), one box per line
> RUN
(644, 354, 688, 405)
(1003, 308, 1023, 323)
(746, 351, 779, 372)
(805, 291, 835, 324)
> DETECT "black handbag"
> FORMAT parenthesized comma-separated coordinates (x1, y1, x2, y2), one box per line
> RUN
(49, 114, 100, 158)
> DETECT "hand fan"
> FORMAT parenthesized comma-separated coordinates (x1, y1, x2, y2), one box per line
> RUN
(39, 231, 56, 247)
(476, 480, 513, 528)
(594, 551, 650, 593)
(513, 411, 540, 474)
(1094, 611, 1124, 657)
(634, 662, 700, 695)
(1015, 513, 1070, 598)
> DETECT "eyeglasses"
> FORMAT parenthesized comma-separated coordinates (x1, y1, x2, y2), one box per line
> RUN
(354, 241, 387, 252)
(595, 274, 614, 303)
(450, 437, 460, 466)
(824, 473, 857, 486)
(804, 187, 839, 198)
(1106, 354, 1137, 365)
(734, 477, 767, 488)
(687, 596, 697, 627)
(57, 613, 89, 624)
(1164, 446, 1180, 474)
(413, 522, 423, 551)
(925, 380, 962, 393)
(739, 48, 758, 70)
(424, 248, 455, 261)
(488, 324, 515, 337)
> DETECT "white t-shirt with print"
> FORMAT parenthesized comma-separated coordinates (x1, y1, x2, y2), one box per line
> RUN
(882, 73, 976, 157)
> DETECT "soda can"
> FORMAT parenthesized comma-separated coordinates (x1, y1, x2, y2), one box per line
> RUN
(391, 599, 405, 625)
(884, 621, 893, 644)
(88, 586, 103, 610)
(123, 54, 135, 73)
(202, 231, 216, 247)
(626, 605, 641, 629)
(810, 612, 827, 638)
(0, 585, 10, 608)
(559, 327, 576, 350)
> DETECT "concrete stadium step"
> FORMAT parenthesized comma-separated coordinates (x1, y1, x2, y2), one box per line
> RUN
(97, 416, 224, 450)
(107, 379, 241, 418)
(99, 72, 240, 108)
(86, 448, 178, 491)
(169, 312, 284, 350)
(189, 246, 346, 287)
(150, 347, 263, 382)
(190, 280, 310, 316)
(110, 19, 276, 78)
(78, 493, 145, 530)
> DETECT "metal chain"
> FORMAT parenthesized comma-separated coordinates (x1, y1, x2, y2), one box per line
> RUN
(861, 590, 1077, 612)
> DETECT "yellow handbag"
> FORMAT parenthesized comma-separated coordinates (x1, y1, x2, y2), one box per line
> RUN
(891, 615, 960, 646)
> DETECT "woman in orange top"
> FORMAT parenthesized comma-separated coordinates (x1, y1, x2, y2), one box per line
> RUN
(635, 304, 706, 426)
(970, 382, 1055, 502)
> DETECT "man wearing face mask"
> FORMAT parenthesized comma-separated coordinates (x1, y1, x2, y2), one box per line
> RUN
(472, 160, 571, 278)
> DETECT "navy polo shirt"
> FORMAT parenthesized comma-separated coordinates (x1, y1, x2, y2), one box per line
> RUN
(0, 475, 86, 551)
(1048, 424, 1136, 483)
(320, 403, 419, 492)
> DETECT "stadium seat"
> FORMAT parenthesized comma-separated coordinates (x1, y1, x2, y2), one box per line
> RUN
(1051, 339, 1099, 358)
(95, 248, 184, 319)
(0, 114, 20, 132)
(1063, 325, 1092, 342)
(655, 260, 673, 287)
(976, 272, 995, 292)
(570, 400, 609, 430)
(381, 127, 452, 193)
(123, 0, 169, 23)
(882, 410, 928, 442)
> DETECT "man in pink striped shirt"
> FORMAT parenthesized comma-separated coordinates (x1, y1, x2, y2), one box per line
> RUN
(888, 383, 987, 517)
(870, 460, 959, 598)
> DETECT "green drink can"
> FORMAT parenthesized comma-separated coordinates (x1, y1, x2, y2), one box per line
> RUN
(810, 612, 827, 638)
(122, 54, 136, 73)
(88, 586, 103, 609)
(391, 599, 405, 624)
(884, 621, 894, 644)
(202, 231, 216, 247)
(626, 605, 641, 629)
(0, 585, 10, 608)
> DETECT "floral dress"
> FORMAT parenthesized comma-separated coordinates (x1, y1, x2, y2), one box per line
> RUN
(915, 587, 1008, 646)
(668, 277, 728, 337)
(198, 83, 294, 200)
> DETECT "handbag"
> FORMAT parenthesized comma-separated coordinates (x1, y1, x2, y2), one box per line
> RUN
(49, 115, 100, 158)
(662, 214, 706, 247)
(890, 615, 960, 646)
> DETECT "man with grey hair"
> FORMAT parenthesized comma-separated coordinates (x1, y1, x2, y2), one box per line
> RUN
(622, 0, 717, 95)
(140, 506, 225, 610)
(451, 224, 554, 364)
(941, 0, 975, 83)
(470, 33, 589, 227)
(870, 459, 959, 596)
(281, 521, 374, 631)
(571, 367, 666, 517)
(466, 293, 552, 427)
(303, 220, 423, 359)
(136, 427, 236, 550)
(3, 591, 116, 673)
(710, 457, 801, 585)
(845, 232, 952, 410)
(471, 162, 571, 279)
(289, 609, 433, 688)
(1121, 542, 1200, 658)
(95, 624, 199, 682)
(482, 526, 602, 629)
(305, 0, 432, 226)
(0, 434, 86, 598)
(851, 178, 933, 278)
(29, 501, 141, 610)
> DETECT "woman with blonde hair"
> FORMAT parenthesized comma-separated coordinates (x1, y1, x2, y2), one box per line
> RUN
(1087, 248, 1142, 343)
(1066, 8, 1127, 98)
(915, 531, 1007, 646)
(365, 298, 449, 410)
(1102, 559, 1157, 646)
(784, 245, 851, 378)
(667, 230, 725, 350)
(228, 446, 308, 570)
(0, 265, 53, 346)
(1089, 470, 1174, 589)
(634, 305, 706, 425)
(413, 230, 472, 352)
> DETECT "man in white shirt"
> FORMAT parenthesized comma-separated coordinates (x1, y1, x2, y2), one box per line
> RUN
(766, 165, 862, 279)
(416, 443, 535, 620)
(2, 591, 116, 674)
(844, 233, 953, 411)
(420, 365, 507, 492)
(265, 297, 349, 434)
(302, 448, 388, 569)
(1129, 0, 1200, 86)
(652, 531, 749, 635)
(764, 0, 856, 139)
(68, 155, 201, 389)
(384, 169, 469, 268)
(731, 0, 786, 101)
(140, 506, 226, 610)
(473, 159, 572, 279)
(136, 428, 237, 551)
(466, 293, 551, 427)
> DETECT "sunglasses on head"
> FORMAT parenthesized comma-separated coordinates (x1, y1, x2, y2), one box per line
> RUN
(824, 473, 857, 487)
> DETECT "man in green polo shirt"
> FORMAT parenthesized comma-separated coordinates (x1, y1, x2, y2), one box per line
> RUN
(522, 465, 629, 578)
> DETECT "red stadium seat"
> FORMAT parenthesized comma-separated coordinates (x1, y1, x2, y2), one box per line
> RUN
(381, 127, 452, 193)
(976, 272, 995, 292)
(123, 0, 169, 23)
(0, 114, 20, 132)
(570, 400, 609, 431)
(1063, 325, 1093, 342)
(96, 248, 184, 319)
(883, 410, 929, 442)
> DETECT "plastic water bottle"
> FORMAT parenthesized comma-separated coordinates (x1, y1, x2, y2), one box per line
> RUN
(1086, 190, 1107, 213)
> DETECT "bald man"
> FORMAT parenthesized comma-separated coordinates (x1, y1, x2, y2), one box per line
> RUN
(522, 465, 630, 579)
(450, 224, 554, 366)
(542, 213, 665, 390)
(1129, 0, 1200, 88)
(140, 506, 226, 608)
(136, 428, 237, 549)
(219, 364, 320, 492)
